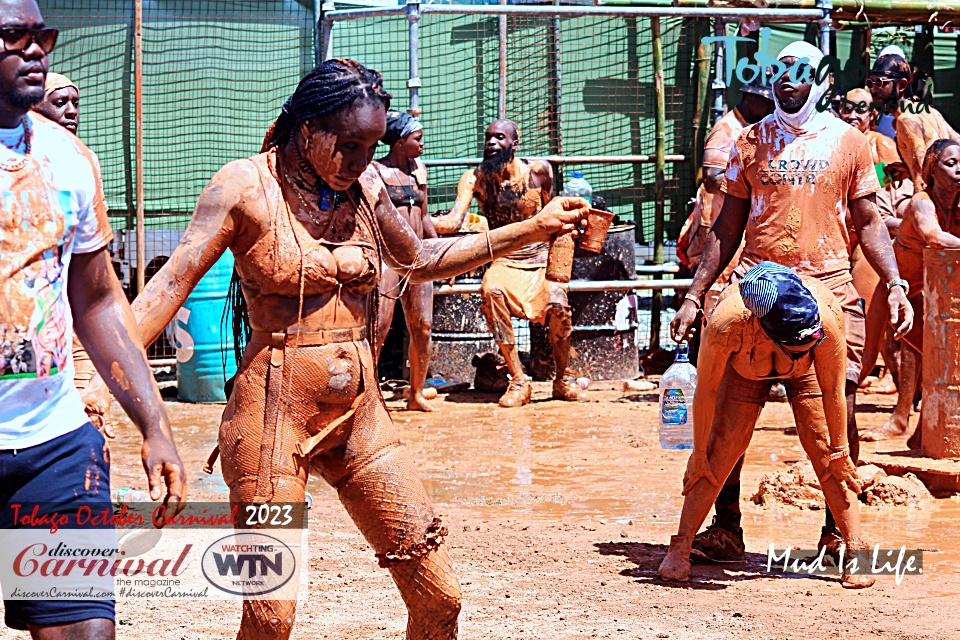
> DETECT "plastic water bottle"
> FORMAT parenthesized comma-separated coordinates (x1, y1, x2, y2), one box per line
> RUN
(659, 343, 697, 450)
(561, 171, 593, 200)
(113, 487, 151, 505)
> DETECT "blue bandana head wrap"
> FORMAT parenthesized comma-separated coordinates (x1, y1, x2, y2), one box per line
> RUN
(739, 262, 823, 345)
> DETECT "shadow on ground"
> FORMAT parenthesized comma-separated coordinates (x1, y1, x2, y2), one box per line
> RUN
(594, 541, 840, 590)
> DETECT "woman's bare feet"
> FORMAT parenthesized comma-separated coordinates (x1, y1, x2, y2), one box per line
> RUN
(860, 415, 909, 442)
(658, 535, 693, 581)
(407, 389, 439, 412)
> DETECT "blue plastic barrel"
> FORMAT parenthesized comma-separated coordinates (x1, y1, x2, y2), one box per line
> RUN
(172, 252, 237, 403)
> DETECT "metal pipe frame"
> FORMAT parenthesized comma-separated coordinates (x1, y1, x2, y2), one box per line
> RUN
(817, 0, 833, 55)
(710, 18, 727, 125)
(407, 0, 422, 116)
(433, 279, 692, 296)
(321, 2, 335, 61)
(134, 0, 145, 295)
(498, 0, 507, 119)
(423, 154, 687, 167)
(323, 5, 823, 21)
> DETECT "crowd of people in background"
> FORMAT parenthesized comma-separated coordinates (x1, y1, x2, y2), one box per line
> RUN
(670, 39, 960, 582)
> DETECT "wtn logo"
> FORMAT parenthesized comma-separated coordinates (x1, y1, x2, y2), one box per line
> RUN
(212, 552, 283, 578)
(201, 533, 299, 597)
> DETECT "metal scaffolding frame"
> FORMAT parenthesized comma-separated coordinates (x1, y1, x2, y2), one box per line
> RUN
(317, 1, 831, 349)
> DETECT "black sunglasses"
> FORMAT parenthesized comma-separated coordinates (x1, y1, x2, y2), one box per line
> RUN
(0, 27, 59, 54)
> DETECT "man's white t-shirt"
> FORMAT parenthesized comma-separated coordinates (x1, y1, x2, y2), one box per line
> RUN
(0, 112, 113, 449)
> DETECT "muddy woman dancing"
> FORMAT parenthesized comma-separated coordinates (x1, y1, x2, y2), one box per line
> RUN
(373, 110, 438, 411)
(127, 59, 587, 640)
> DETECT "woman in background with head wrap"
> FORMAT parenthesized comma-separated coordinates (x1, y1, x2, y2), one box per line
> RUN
(36, 72, 79, 134)
(373, 110, 439, 411)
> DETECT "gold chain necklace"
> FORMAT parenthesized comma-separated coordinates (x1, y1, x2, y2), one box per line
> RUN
(0, 117, 32, 172)
(282, 165, 324, 226)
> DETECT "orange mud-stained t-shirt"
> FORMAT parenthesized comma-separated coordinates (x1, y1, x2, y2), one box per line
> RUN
(698, 107, 748, 230)
(895, 105, 960, 190)
(722, 115, 880, 288)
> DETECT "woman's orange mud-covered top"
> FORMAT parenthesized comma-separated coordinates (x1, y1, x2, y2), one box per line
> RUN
(722, 116, 880, 288)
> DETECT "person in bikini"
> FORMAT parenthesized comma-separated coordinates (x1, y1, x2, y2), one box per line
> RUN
(433, 119, 585, 407)
(373, 111, 438, 411)
(117, 59, 589, 640)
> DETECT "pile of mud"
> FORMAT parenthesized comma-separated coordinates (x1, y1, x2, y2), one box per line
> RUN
(751, 463, 824, 510)
(863, 472, 933, 508)
(752, 463, 934, 509)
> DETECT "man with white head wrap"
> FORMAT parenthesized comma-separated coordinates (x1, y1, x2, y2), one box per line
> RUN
(670, 40, 913, 564)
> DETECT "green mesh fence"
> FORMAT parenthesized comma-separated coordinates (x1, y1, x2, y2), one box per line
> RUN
(42, 0, 314, 267)
(331, 10, 699, 348)
(331, 12, 698, 245)
(41, 0, 315, 358)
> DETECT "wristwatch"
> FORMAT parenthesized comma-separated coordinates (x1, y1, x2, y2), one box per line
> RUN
(886, 278, 909, 297)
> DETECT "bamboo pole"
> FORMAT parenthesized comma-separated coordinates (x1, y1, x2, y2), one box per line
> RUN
(651, 17, 666, 352)
(134, 0, 145, 295)
(691, 18, 711, 190)
(498, 0, 507, 119)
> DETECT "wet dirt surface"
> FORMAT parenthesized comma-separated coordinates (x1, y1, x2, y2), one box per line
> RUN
(5, 382, 958, 639)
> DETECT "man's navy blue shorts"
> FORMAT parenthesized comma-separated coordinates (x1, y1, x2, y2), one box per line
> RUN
(0, 422, 115, 630)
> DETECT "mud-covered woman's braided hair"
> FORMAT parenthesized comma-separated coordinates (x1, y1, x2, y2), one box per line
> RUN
(261, 58, 392, 152)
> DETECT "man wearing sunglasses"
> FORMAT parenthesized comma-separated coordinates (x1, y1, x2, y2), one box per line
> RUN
(0, 1, 186, 637)
(868, 52, 960, 191)
(660, 262, 874, 589)
(671, 40, 912, 565)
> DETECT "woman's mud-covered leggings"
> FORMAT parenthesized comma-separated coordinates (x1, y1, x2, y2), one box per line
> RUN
(218, 339, 461, 640)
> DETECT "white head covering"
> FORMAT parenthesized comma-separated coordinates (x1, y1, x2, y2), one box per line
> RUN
(774, 41, 832, 136)
(878, 44, 907, 60)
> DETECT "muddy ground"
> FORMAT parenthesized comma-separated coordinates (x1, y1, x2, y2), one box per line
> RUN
(5, 382, 958, 639)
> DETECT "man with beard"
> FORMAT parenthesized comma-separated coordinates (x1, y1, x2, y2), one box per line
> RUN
(0, 1, 186, 636)
(670, 40, 912, 563)
(868, 52, 960, 191)
(434, 119, 584, 407)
